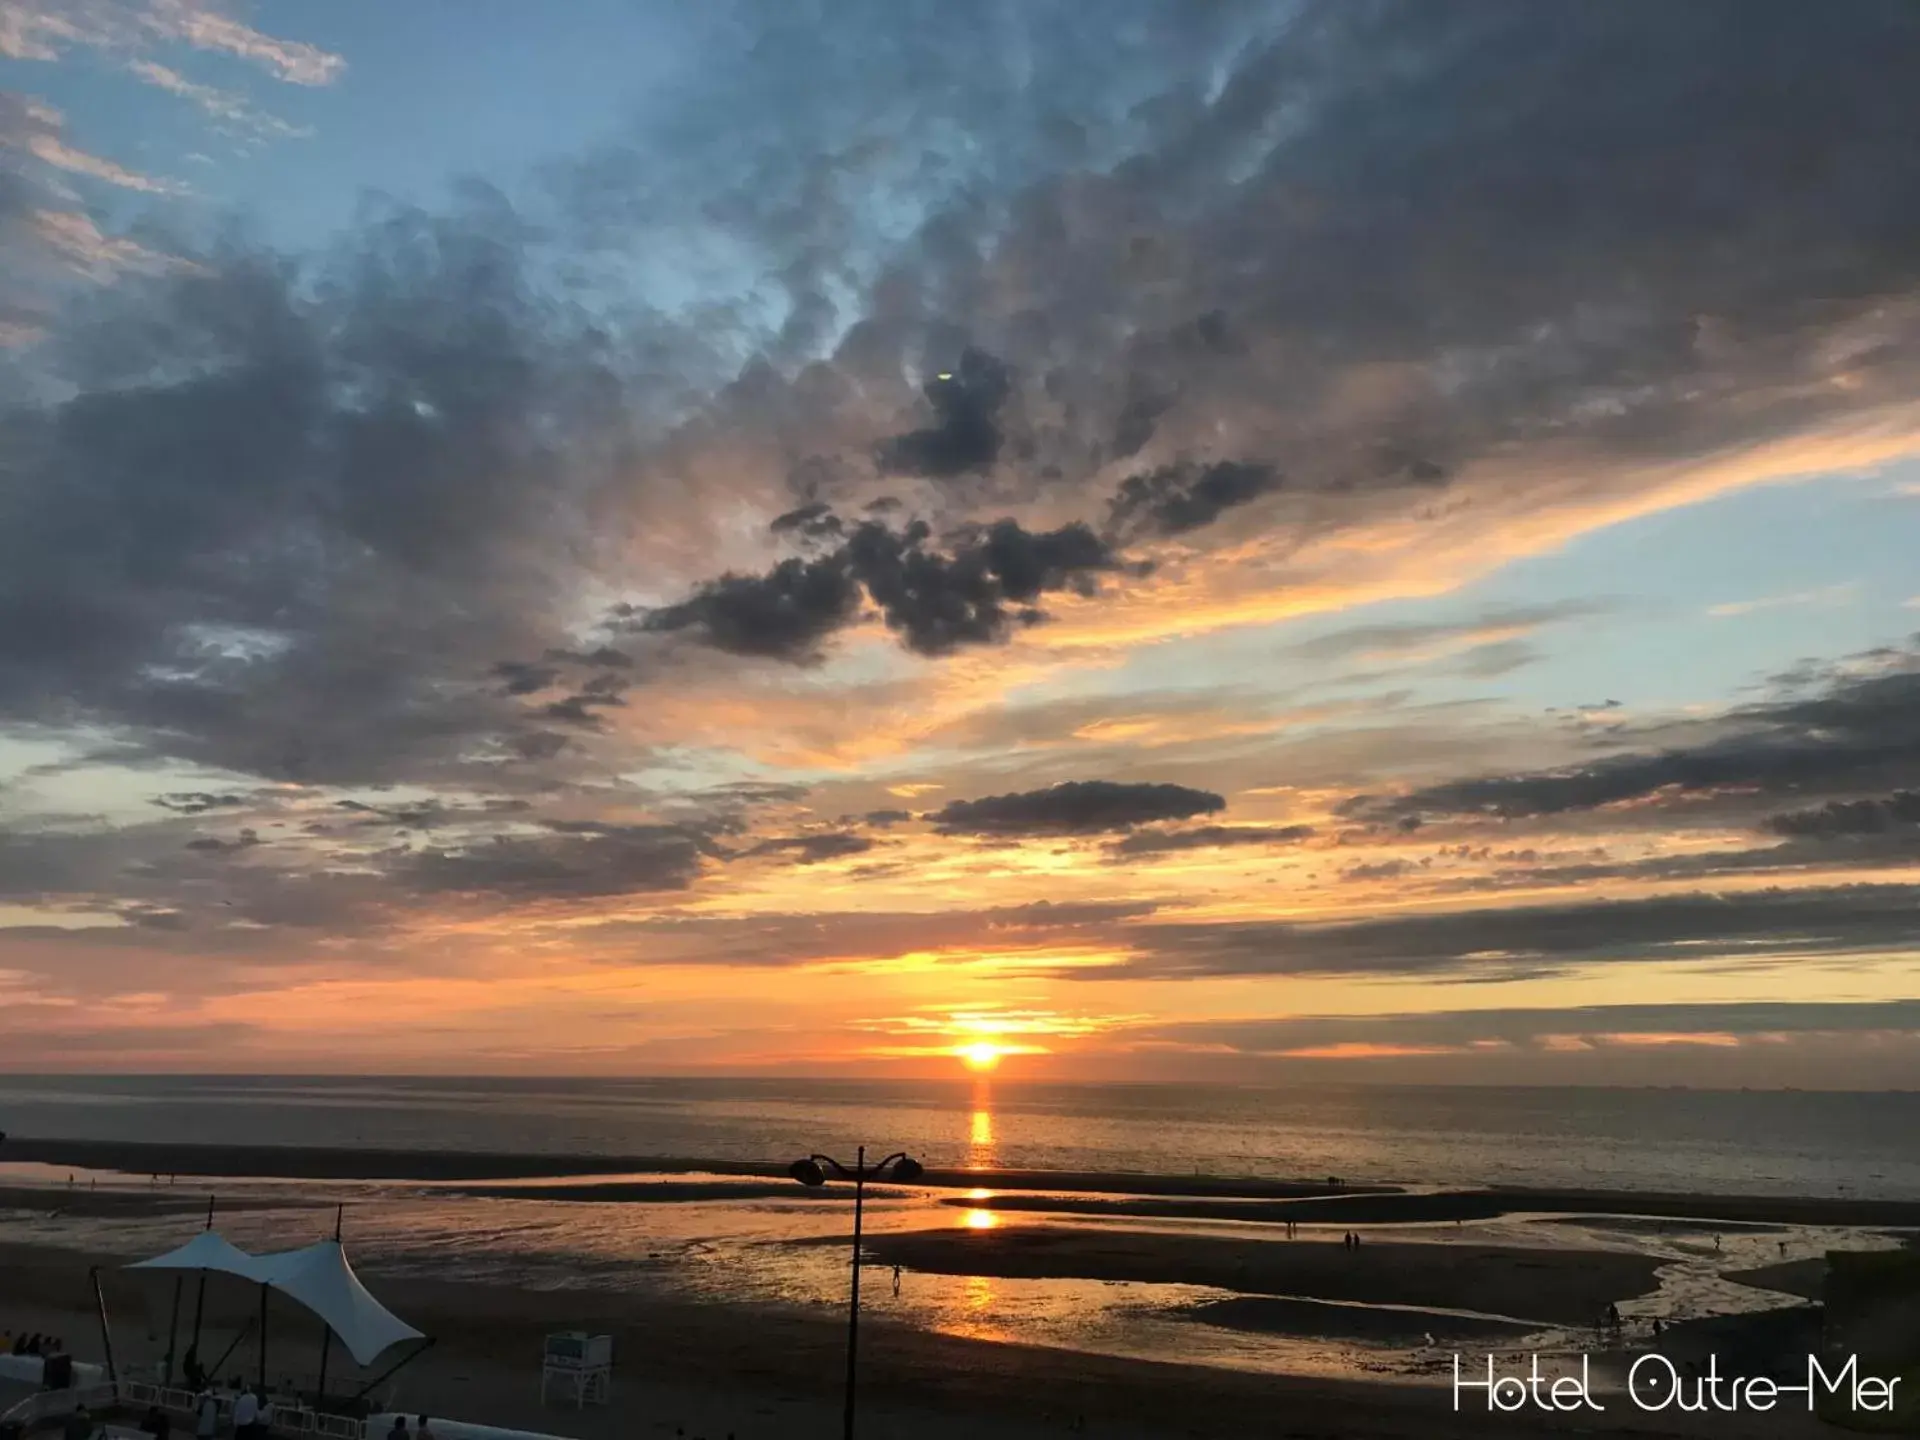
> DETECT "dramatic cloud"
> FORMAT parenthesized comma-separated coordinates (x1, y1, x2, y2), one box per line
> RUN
(1107, 884, 1920, 980)
(741, 832, 875, 865)
(0, 186, 666, 784)
(876, 347, 1011, 478)
(1137, 999, 1920, 1062)
(8, 0, 1920, 1072)
(642, 517, 1125, 660)
(639, 554, 863, 662)
(1108, 461, 1281, 538)
(1108, 823, 1314, 859)
(402, 823, 720, 900)
(1350, 650, 1920, 822)
(1147, 999, 1920, 1053)
(1766, 790, 1920, 839)
(152, 791, 247, 815)
(931, 780, 1225, 836)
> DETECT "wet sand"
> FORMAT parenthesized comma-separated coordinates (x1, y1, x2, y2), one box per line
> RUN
(0, 1186, 318, 1219)
(949, 1187, 1920, 1228)
(858, 1227, 1662, 1327)
(0, 1241, 1747, 1440)
(1187, 1295, 1539, 1342)
(1722, 1258, 1827, 1302)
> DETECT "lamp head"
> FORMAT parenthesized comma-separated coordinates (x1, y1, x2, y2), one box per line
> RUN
(889, 1156, 924, 1183)
(788, 1158, 827, 1187)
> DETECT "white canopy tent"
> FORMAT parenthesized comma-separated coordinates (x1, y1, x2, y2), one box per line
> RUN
(251, 1241, 423, 1367)
(128, 1230, 271, 1285)
(122, 1225, 427, 1401)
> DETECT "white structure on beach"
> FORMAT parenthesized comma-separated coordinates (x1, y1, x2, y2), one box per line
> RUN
(538, 1332, 611, 1409)
(128, 1234, 425, 1368)
(2, 1233, 589, 1440)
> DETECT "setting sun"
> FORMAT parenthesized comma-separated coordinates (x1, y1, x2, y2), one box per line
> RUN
(960, 1041, 1003, 1071)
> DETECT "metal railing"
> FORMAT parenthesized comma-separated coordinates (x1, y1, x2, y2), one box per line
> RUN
(3, 1382, 364, 1440)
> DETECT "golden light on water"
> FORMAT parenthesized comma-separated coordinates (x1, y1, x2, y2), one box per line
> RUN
(962, 1208, 999, 1230)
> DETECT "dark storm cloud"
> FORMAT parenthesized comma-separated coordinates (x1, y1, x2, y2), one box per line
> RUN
(876, 347, 1012, 478)
(1108, 823, 1314, 859)
(1347, 655, 1920, 822)
(1102, 883, 1920, 980)
(930, 780, 1225, 836)
(640, 516, 1124, 660)
(1107, 461, 1281, 538)
(1766, 790, 1920, 838)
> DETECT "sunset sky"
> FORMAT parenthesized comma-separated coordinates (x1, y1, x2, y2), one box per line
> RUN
(4, 0, 1919, 1084)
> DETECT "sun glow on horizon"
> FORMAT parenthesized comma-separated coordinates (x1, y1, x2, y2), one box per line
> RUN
(959, 1040, 1003, 1071)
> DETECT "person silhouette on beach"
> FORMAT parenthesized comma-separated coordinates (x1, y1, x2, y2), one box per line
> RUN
(891, 1265, 902, 1297)
(385, 1418, 408, 1440)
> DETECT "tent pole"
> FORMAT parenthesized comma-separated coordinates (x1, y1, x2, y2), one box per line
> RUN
(350, 1337, 435, 1403)
(190, 1197, 216, 1360)
(90, 1266, 120, 1389)
(163, 1274, 184, 1386)
(258, 1285, 269, 1393)
(312, 1202, 344, 1406)
(208, 1318, 252, 1381)
(315, 1328, 332, 1408)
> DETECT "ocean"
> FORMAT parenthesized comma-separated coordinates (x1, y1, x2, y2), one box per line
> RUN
(2, 1074, 1916, 1198)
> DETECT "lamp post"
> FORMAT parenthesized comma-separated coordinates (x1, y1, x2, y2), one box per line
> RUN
(789, 1146, 923, 1440)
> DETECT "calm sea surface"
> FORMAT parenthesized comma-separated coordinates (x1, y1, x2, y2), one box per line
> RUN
(2, 1075, 1916, 1198)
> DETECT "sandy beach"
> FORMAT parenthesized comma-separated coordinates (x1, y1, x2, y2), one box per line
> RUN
(0, 1237, 1845, 1440)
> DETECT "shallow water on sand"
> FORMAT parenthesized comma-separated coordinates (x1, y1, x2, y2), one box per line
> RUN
(1, 1161, 1904, 1384)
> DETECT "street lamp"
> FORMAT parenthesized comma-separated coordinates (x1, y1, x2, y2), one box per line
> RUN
(790, 1146, 924, 1440)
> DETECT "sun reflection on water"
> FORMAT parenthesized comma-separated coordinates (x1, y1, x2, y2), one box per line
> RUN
(968, 1077, 997, 1170)
(960, 1207, 999, 1230)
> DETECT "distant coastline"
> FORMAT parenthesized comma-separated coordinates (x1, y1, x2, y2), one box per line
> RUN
(7, 1135, 1920, 1228)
